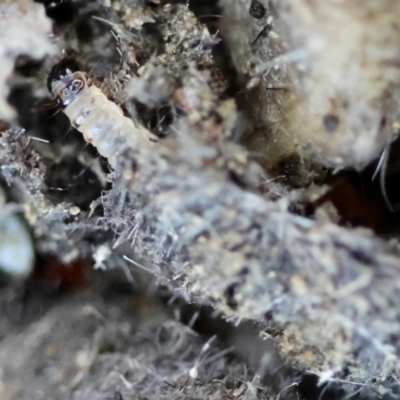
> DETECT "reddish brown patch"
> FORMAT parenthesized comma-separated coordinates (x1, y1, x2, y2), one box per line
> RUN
(33, 256, 91, 291)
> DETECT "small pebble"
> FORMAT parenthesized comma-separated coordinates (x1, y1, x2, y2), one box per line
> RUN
(0, 213, 34, 278)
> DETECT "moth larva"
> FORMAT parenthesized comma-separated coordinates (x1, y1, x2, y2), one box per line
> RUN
(47, 58, 150, 167)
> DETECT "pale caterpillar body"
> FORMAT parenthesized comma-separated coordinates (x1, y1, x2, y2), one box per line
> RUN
(47, 59, 149, 167)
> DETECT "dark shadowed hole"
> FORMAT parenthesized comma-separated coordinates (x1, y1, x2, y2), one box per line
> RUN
(33, 0, 76, 24)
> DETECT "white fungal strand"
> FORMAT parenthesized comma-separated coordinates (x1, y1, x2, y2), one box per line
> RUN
(47, 58, 150, 167)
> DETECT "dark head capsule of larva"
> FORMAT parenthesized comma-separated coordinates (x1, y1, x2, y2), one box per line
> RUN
(47, 58, 80, 94)
(48, 58, 87, 108)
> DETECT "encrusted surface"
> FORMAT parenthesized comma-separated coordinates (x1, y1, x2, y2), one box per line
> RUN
(1, 0, 400, 398)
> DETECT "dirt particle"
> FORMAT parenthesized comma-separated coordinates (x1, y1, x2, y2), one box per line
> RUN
(323, 114, 340, 133)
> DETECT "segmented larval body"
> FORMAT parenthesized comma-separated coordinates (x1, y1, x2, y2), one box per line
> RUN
(47, 58, 149, 167)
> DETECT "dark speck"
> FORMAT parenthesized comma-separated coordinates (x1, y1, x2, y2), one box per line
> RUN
(249, 0, 266, 19)
(264, 310, 273, 320)
(224, 283, 239, 310)
(113, 392, 123, 400)
(323, 114, 340, 133)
